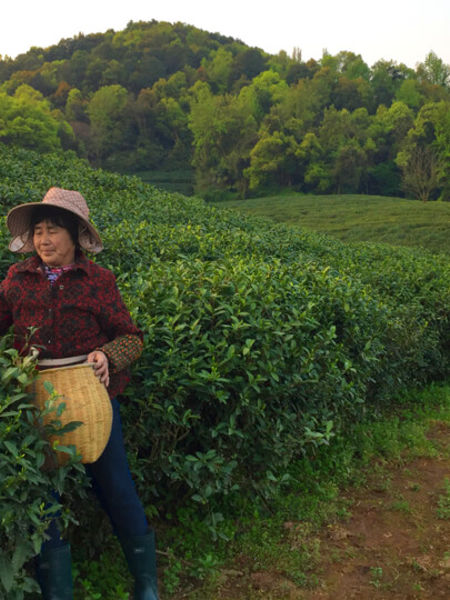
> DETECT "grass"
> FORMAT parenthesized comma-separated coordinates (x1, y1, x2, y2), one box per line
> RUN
(369, 566, 384, 588)
(213, 193, 450, 254)
(436, 478, 450, 519)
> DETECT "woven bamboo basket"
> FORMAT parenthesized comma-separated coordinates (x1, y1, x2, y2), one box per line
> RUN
(32, 363, 112, 465)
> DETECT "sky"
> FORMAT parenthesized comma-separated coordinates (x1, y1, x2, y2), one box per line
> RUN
(1, 0, 449, 69)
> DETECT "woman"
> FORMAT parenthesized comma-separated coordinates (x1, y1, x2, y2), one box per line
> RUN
(0, 187, 158, 600)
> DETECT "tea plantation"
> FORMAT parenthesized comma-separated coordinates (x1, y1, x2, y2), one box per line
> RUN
(0, 144, 449, 597)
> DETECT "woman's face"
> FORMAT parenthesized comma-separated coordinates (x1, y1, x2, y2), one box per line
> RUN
(33, 219, 76, 267)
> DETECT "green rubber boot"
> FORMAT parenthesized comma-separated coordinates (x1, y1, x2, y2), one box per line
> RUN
(36, 543, 73, 599)
(120, 531, 159, 600)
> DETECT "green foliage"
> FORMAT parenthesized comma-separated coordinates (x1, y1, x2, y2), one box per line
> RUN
(0, 145, 449, 595)
(166, 382, 450, 597)
(417, 51, 450, 87)
(121, 255, 387, 513)
(397, 101, 450, 201)
(0, 21, 449, 198)
(0, 85, 73, 152)
(0, 335, 86, 598)
(188, 82, 257, 196)
(86, 84, 132, 163)
(72, 541, 130, 600)
(216, 193, 450, 255)
(436, 478, 450, 520)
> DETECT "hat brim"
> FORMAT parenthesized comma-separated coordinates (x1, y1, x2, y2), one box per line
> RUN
(7, 202, 103, 254)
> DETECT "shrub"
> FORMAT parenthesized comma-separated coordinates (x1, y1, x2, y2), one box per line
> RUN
(0, 336, 86, 598)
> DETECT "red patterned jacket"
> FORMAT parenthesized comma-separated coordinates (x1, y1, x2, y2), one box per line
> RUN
(0, 252, 143, 399)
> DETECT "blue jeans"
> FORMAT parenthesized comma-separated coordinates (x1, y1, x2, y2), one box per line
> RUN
(42, 398, 148, 550)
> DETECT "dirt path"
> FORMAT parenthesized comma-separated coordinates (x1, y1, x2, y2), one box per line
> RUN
(212, 421, 450, 599)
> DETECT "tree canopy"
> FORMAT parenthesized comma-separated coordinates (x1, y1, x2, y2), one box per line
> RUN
(0, 21, 449, 200)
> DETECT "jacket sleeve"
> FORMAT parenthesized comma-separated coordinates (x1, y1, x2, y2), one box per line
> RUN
(98, 334, 143, 374)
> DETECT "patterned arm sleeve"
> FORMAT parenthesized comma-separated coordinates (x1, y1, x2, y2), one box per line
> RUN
(99, 334, 143, 374)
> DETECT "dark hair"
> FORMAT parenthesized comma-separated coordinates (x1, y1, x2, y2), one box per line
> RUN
(30, 206, 79, 246)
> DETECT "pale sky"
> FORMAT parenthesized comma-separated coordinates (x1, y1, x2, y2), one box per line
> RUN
(1, 1, 449, 69)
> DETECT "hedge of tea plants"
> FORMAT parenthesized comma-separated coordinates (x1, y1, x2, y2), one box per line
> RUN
(0, 335, 87, 599)
(0, 144, 449, 592)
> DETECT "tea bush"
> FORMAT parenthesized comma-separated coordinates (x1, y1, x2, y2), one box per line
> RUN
(0, 336, 86, 599)
(0, 144, 449, 579)
(119, 257, 387, 506)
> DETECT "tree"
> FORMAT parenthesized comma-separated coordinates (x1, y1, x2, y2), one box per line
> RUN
(396, 101, 450, 201)
(0, 84, 70, 152)
(296, 132, 325, 191)
(0, 69, 37, 95)
(333, 76, 372, 111)
(153, 71, 189, 100)
(371, 60, 411, 108)
(51, 81, 72, 109)
(65, 88, 88, 122)
(382, 101, 415, 148)
(398, 145, 442, 202)
(84, 58, 109, 90)
(230, 48, 266, 83)
(134, 87, 166, 169)
(267, 50, 296, 79)
(156, 96, 191, 167)
(311, 66, 338, 110)
(86, 84, 132, 163)
(322, 50, 370, 82)
(277, 79, 318, 131)
(318, 107, 370, 193)
(395, 79, 424, 109)
(61, 49, 89, 88)
(238, 70, 288, 123)
(416, 52, 450, 87)
(333, 139, 367, 193)
(433, 102, 450, 200)
(244, 130, 299, 190)
(101, 59, 127, 86)
(128, 53, 166, 93)
(0, 55, 14, 84)
(318, 106, 351, 154)
(201, 47, 234, 93)
(188, 81, 257, 196)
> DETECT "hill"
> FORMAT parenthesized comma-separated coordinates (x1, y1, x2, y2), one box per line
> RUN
(0, 20, 449, 200)
(214, 193, 450, 254)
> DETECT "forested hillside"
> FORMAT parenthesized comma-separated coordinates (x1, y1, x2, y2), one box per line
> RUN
(0, 20, 449, 200)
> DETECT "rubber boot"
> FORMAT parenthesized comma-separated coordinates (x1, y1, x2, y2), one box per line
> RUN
(36, 543, 73, 600)
(120, 530, 159, 600)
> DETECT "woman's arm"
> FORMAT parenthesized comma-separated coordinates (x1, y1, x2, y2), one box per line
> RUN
(89, 334, 143, 388)
(97, 334, 143, 374)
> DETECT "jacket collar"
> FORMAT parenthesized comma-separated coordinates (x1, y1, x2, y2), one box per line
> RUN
(15, 251, 92, 275)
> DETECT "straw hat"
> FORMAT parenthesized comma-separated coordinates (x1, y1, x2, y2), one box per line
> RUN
(6, 187, 103, 254)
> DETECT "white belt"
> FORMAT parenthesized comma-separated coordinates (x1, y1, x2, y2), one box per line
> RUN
(37, 354, 88, 368)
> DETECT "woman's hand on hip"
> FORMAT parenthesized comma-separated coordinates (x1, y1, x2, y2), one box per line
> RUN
(87, 350, 110, 387)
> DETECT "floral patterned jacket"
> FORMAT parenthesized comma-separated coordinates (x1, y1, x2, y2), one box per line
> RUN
(0, 252, 143, 399)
